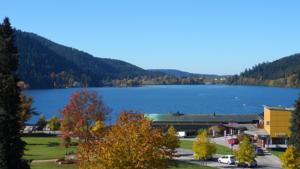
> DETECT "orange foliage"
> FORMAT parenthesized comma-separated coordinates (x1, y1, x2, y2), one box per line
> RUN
(60, 90, 110, 142)
(78, 111, 178, 169)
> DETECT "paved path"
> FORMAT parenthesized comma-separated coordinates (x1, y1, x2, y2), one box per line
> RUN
(31, 159, 57, 164)
(179, 137, 282, 169)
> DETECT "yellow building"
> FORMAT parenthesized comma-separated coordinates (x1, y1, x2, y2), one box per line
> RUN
(263, 106, 293, 148)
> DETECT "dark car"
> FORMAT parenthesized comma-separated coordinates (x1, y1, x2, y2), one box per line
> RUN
(255, 148, 264, 156)
(236, 160, 258, 168)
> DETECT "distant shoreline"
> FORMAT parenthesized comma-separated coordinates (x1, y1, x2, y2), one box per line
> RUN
(25, 83, 300, 90)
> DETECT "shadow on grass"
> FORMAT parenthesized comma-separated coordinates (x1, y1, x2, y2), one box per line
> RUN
(47, 142, 60, 147)
(27, 143, 48, 146)
(26, 141, 77, 148)
(22, 133, 58, 137)
(270, 148, 285, 152)
(24, 154, 38, 157)
(26, 142, 60, 146)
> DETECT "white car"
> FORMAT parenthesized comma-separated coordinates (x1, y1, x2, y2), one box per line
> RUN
(218, 155, 235, 164)
(176, 131, 186, 138)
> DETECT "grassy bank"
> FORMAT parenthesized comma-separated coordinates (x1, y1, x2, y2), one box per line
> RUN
(31, 161, 216, 169)
(31, 163, 77, 169)
(25, 136, 218, 169)
(268, 148, 285, 158)
(180, 140, 232, 155)
(23, 136, 77, 160)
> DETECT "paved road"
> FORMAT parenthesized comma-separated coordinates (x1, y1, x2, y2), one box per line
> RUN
(176, 148, 281, 169)
(212, 137, 282, 169)
(175, 148, 237, 169)
(179, 137, 282, 169)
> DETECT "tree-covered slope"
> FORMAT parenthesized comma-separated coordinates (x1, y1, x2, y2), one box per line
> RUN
(148, 69, 194, 77)
(228, 53, 300, 87)
(14, 30, 151, 88)
(148, 69, 224, 79)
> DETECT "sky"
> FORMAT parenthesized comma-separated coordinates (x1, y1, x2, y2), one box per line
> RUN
(1, 1, 300, 75)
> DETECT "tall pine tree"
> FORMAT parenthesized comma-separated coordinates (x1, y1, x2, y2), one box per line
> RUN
(0, 17, 30, 169)
(289, 94, 300, 151)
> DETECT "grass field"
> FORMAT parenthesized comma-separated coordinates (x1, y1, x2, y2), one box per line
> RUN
(23, 136, 77, 160)
(180, 140, 232, 155)
(268, 148, 285, 158)
(31, 161, 216, 169)
(169, 161, 216, 169)
(31, 162, 77, 169)
(26, 136, 219, 169)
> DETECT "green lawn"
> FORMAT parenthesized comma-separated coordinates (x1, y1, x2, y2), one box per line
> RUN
(169, 161, 217, 169)
(26, 137, 219, 169)
(268, 148, 285, 158)
(180, 140, 232, 155)
(23, 136, 77, 160)
(31, 161, 216, 169)
(31, 162, 77, 169)
(26, 136, 217, 169)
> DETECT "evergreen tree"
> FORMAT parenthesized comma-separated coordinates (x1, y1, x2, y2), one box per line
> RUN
(290, 95, 300, 151)
(36, 115, 47, 131)
(0, 17, 30, 169)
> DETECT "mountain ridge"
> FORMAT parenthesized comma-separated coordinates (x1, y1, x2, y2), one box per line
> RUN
(14, 30, 300, 89)
(227, 53, 300, 87)
(15, 30, 155, 88)
(148, 69, 223, 78)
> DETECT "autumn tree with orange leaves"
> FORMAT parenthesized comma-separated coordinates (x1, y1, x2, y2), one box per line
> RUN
(78, 112, 179, 169)
(60, 90, 110, 142)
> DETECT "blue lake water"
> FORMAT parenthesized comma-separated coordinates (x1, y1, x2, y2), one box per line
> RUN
(26, 85, 300, 123)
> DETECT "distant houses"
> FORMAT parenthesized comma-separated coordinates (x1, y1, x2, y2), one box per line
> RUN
(146, 112, 261, 136)
(147, 105, 293, 149)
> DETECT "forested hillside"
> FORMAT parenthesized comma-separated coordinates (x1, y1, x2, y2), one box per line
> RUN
(227, 53, 300, 87)
(148, 69, 225, 79)
(14, 30, 208, 89)
(148, 69, 195, 77)
(15, 30, 154, 88)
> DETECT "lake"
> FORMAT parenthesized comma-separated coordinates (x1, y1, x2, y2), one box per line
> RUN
(26, 85, 300, 123)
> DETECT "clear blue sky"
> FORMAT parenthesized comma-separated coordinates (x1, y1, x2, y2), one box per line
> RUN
(1, 0, 300, 75)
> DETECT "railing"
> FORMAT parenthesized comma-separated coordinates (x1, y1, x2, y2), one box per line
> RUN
(265, 144, 287, 148)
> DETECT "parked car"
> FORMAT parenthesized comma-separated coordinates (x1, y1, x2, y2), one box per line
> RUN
(228, 138, 239, 145)
(176, 131, 186, 138)
(236, 160, 258, 168)
(218, 155, 235, 164)
(255, 148, 264, 156)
